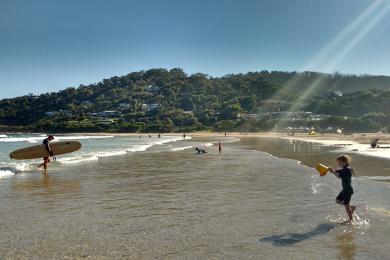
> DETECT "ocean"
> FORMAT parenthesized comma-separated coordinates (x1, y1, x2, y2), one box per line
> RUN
(0, 134, 389, 259)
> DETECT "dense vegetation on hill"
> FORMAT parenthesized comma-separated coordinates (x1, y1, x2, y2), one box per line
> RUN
(0, 68, 389, 133)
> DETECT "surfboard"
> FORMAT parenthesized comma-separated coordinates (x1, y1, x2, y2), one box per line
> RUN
(9, 141, 82, 160)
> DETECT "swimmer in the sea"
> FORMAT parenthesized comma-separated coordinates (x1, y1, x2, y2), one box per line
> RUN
(195, 147, 207, 154)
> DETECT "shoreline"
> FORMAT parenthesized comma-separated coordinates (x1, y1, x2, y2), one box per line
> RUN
(2, 131, 390, 161)
(3, 131, 390, 142)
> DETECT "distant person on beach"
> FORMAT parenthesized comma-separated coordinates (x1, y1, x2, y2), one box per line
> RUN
(38, 135, 55, 170)
(183, 133, 186, 139)
(158, 133, 161, 138)
(195, 147, 207, 154)
(370, 138, 379, 148)
(328, 155, 356, 221)
(218, 142, 222, 155)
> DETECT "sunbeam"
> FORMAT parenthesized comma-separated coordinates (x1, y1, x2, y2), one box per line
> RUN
(266, 0, 385, 100)
(269, 0, 390, 130)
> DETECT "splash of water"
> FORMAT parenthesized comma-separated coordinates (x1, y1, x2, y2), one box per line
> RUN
(0, 169, 14, 178)
(311, 175, 337, 194)
(326, 213, 370, 230)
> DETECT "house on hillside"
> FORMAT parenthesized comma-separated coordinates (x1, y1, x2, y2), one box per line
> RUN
(99, 110, 121, 118)
(146, 85, 160, 93)
(182, 111, 194, 116)
(214, 111, 221, 120)
(118, 103, 131, 110)
(97, 119, 114, 125)
(45, 110, 73, 117)
(28, 93, 39, 99)
(141, 103, 160, 112)
(238, 113, 258, 119)
(329, 90, 343, 97)
(45, 111, 58, 117)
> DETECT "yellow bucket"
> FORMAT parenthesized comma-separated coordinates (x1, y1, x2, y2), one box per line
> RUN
(316, 163, 329, 176)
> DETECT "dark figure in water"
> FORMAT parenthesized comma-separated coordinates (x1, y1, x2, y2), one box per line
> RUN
(370, 138, 379, 148)
(183, 133, 186, 139)
(195, 147, 207, 154)
(158, 133, 161, 138)
(218, 142, 222, 155)
(38, 135, 55, 170)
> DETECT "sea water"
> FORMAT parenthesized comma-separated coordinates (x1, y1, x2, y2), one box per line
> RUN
(0, 134, 389, 259)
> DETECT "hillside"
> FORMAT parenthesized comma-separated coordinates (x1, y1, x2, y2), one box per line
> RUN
(0, 68, 389, 133)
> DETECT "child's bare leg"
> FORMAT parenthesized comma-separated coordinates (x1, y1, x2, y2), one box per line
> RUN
(344, 205, 353, 221)
(350, 205, 356, 214)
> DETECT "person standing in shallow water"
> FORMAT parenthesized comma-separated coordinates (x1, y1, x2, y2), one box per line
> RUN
(218, 142, 222, 155)
(38, 135, 55, 170)
(328, 155, 356, 221)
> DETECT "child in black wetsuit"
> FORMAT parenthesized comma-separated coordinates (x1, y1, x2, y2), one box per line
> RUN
(328, 155, 356, 221)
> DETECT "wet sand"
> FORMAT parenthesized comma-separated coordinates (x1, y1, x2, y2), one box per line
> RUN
(0, 136, 389, 259)
(234, 137, 390, 178)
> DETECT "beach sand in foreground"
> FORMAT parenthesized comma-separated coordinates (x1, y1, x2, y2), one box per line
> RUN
(0, 135, 389, 258)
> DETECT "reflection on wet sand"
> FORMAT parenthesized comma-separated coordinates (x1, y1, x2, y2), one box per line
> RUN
(236, 137, 390, 177)
(336, 231, 356, 260)
(11, 171, 80, 196)
(0, 137, 389, 258)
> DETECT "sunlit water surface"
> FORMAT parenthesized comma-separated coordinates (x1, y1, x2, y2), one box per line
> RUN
(0, 135, 389, 259)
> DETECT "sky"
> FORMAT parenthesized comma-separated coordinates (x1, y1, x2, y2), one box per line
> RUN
(1, 0, 390, 98)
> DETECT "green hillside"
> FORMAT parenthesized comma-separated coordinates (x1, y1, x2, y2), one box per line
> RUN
(0, 68, 389, 133)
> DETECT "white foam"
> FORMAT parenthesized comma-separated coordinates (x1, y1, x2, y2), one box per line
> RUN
(203, 143, 213, 147)
(171, 146, 193, 151)
(126, 136, 184, 153)
(154, 136, 190, 145)
(222, 137, 240, 143)
(56, 135, 114, 140)
(95, 150, 127, 157)
(0, 134, 7, 138)
(0, 169, 14, 178)
(362, 176, 390, 181)
(57, 155, 99, 164)
(15, 163, 33, 171)
(127, 144, 153, 152)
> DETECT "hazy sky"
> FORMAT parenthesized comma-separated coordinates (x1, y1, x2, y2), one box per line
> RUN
(1, 0, 390, 98)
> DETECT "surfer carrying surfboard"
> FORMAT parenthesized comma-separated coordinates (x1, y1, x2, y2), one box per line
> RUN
(38, 135, 55, 170)
(328, 155, 356, 221)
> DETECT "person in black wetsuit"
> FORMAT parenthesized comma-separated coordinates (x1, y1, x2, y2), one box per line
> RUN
(38, 135, 55, 170)
(328, 155, 356, 221)
(195, 147, 207, 154)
